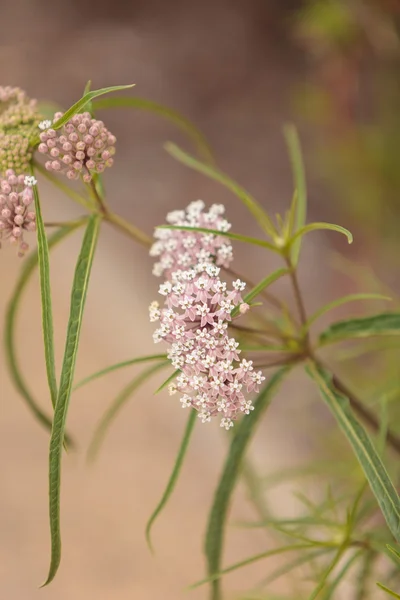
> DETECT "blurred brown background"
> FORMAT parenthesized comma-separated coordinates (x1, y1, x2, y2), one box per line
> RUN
(1, 1, 399, 598)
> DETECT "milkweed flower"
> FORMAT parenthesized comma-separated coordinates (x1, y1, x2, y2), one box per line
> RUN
(38, 112, 116, 182)
(149, 201, 265, 428)
(0, 86, 42, 174)
(0, 169, 36, 256)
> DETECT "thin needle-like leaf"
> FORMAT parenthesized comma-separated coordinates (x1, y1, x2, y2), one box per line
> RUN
(4, 224, 82, 441)
(87, 361, 169, 462)
(92, 96, 214, 164)
(146, 408, 196, 551)
(154, 369, 180, 394)
(308, 542, 349, 600)
(43, 215, 100, 586)
(376, 583, 400, 598)
(165, 143, 276, 236)
(205, 368, 290, 600)
(304, 294, 392, 330)
(74, 354, 168, 390)
(31, 178, 58, 410)
(283, 124, 307, 265)
(231, 268, 290, 318)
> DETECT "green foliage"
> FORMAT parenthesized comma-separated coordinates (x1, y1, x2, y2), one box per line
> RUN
(145, 408, 197, 551)
(319, 313, 400, 346)
(231, 268, 290, 318)
(304, 293, 392, 330)
(204, 368, 290, 600)
(44, 215, 100, 586)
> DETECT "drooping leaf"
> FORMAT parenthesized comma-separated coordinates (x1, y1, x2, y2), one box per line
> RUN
(376, 583, 400, 599)
(319, 313, 400, 346)
(204, 368, 290, 600)
(74, 353, 168, 390)
(32, 84, 135, 145)
(283, 124, 307, 264)
(159, 224, 279, 253)
(304, 294, 392, 330)
(306, 362, 400, 543)
(87, 361, 169, 462)
(231, 268, 290, 317)
(92, 96, 214, 164)
(43, 215, 100, 586)
(146, 408, 196, 551)
(287, 222, 353, 249)
(165, 143, 276, 236)
(31, 178, 58, 411)
(4, 224, 82, 441)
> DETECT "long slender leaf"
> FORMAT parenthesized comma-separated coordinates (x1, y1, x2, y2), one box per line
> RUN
(192, 543, 321, 590)
(87, 361, 169, 462)
(4, 224, 82, 442)
(387, 544, 400, 563)
(308, 542, 349, 600)
(154, 369, 180, 394)
(319, 313, 400, 346)
(32, 84, 134, 145)
(321, 550, 362, 600)
(306, 362, 400, 543)
(205, 368, 290, 600)
(31, 178, 58, 410)
(159, 224, 280, 253)
(92, 96, 214, 164)
(287, 222, 353, 249)
(259, 547, 334, 588)
(377, 583, 400, 598)
(283, 124, 307, 265)
(43, 215, 100, 586)
(304, 294, 392, 330)
(74, 353, 167, 390)
(145, 408, 197, 551)
(231, 268, 290, 317)
(165, 143, 276, 236)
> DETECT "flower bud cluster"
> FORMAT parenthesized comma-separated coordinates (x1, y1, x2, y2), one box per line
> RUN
(150, 201, 265, 428)
(0, 170, 36, 256)
(0, 86, 42, 174)
(38, 112, 116, 182)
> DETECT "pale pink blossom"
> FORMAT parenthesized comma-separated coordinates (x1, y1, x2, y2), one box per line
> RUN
(0, 169, 36, 256)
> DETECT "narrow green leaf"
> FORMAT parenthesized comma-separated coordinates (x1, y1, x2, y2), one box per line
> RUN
(259, 547, 334, 587)
(191, 543, 317, 590)
(308, 542, 349, 600)
(31, 179, 58, 410)
(154, 369, 180, 394)
(82, 80, 93, 115)
(87, 361, 169, 462)
(321, 550, 362, 600)
(32, 84, 134, 145)
(377, 583, 400, 599)
(319, 313, 400, 346)
(283, 124, 307, 264)
(74, 354, 167, 390)
(287, 222, 353, 249)
(231, 268, 290, 317)
(165, 143, 276, 236)
(387, 544, 400, 564)
(92, 96, 214, 164)
(43, 215, 100, 586)
(159, 224, 280, 253)
(304, 294, 392, 330)
(146, 408, 196, 551)
(204, 368, 290, 600)
(306, 362, 400, 543)
(4, 225, 81, 442)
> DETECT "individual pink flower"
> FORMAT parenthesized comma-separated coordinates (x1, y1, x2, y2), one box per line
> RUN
(0, 170, 36, 256)
(37, 112, 116, 182)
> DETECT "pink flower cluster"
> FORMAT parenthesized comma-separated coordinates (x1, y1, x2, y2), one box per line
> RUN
(0, 170, 36, 256)
(38, 112, 116, 182)
(150, 201, 265, 428)
(150, 200, 234, 277)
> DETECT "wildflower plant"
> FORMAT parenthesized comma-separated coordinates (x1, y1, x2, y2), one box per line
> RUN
(2, 79, 400, 599)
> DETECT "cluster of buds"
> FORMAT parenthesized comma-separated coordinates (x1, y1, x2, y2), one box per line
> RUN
(150, 201, 265, 428)
(0, 169, 36, 256)
(38, 112, 116, 182)
(0, 86, 42, 174)
(150, 200, 234, 277)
